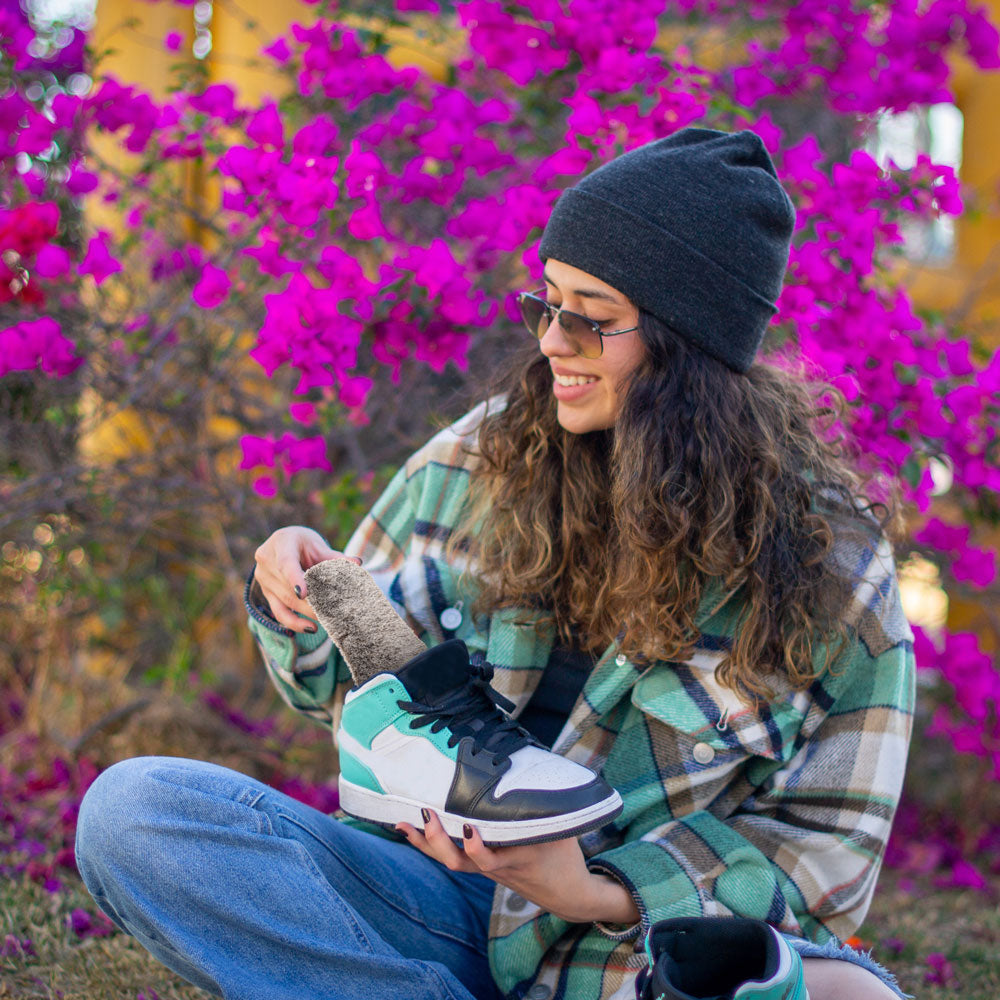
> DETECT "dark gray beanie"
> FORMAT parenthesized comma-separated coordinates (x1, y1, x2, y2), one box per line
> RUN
(537, 128, 796, 373)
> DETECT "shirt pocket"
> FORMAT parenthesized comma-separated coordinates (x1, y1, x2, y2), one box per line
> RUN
(629, 659, 808, 767)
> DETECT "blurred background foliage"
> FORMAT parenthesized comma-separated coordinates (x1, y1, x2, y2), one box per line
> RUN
(1, 0, 998, 817)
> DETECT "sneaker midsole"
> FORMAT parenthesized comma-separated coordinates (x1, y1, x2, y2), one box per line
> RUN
(339, 778, 623, 846)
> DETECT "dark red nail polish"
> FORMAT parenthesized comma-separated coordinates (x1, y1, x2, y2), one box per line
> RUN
(463, 824, 473, 840)
(421, 808, 431, 824)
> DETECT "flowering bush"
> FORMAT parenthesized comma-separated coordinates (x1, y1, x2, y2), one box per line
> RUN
(1, 0, 998, 893)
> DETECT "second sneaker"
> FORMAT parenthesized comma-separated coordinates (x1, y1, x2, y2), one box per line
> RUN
(336, 639, 623, 846)
(634, 917, 809, 1000)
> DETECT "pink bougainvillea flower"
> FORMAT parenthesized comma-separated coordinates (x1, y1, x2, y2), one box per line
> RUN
(78, 231, 122, 285)
(338, 374, 372, 409)
(67, 907, 114, 939)
(914, 517, 970, 552)
(879, 938, 905, 958)
(293, 114, 340, 157)
(933, 858, 988, 891)
(280, 435, 332, 476)
(33, 244, 73, 279)
(289, 402, 316, 425)
(191, 264, 232, 309)
(951, 545, 998, 588)
(242, 238, 301, 278)
(0, 318, 83, 379)
(239, 435, 276, 469)
(86, 77, 160, 153)
(262, 37, 292, 63)
(252, 475, 278, 497)
(0, 936, 35, 959)
(247, 103, 285, 149)
(63, 165, 100, 196)
(924, 953, 956, 986)
(963, 5, 1000, 67)
(0, 201, 60, 257)
(188, 83, 239, 123)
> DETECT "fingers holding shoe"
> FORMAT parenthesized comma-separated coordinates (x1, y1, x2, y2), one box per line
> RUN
(396, 811, 479, 874)
(253, 525, 361, 633)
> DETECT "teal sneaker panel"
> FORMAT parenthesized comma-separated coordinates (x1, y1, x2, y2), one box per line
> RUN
(340, 675, 461, 762)
(341, 676, 412, 749)
(339, 748, 386, 794)
(391, 714, 460, 761)
(734, 941, 807, 1000)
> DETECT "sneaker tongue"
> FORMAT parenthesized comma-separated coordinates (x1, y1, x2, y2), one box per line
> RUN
(396, 639, 473, 702)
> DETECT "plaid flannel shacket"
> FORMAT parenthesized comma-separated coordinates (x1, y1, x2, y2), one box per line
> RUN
(246, 402, 916, 1000)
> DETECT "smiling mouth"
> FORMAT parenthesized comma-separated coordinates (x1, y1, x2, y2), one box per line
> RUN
(553, 374, 598, 386)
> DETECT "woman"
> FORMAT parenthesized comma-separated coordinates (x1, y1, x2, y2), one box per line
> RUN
(75, 128, 915, 1000)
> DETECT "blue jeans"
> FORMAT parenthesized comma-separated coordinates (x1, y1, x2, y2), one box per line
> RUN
(74, 756, 504, 1000)
(76, 756, 908, 1000)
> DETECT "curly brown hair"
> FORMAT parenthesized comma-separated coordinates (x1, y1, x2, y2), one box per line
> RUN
(449, 311, 903, 699)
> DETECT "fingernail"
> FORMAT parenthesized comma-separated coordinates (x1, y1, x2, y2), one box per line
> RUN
(306, 625, 317, 633)
(463, 824, 473, 840)
(352, 557, 362, 566)
(294, 585, 302, 597)
(421, 808, 431, 824)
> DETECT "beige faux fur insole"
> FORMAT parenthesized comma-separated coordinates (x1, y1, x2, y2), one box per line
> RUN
(304, 558, 425, 686)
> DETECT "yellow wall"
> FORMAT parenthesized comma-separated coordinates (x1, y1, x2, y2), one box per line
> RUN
(907, 0, 1000, 338)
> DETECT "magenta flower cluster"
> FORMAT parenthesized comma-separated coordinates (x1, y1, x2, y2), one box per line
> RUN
(675, 0, 1000, 113)
(1, 0, 998, 887)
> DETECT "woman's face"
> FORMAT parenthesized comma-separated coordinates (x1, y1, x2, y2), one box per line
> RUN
(537, 259, 645, 435)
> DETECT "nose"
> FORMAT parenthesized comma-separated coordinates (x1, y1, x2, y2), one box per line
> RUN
(537, 311, 574, 359)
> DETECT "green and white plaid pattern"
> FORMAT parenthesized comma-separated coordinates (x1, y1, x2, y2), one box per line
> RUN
(248, 402, 915, 1000)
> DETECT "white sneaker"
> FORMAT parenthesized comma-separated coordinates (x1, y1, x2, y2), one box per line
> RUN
(337, 639, 623, 846)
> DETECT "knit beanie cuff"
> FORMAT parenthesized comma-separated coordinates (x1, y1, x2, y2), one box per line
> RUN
(539, 187, 780, 374)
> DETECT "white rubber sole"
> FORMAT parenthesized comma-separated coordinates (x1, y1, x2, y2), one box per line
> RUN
(339, 778, 624, 846)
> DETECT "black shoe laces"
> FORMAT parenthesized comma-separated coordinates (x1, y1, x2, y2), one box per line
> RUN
(397, 663, 535, 766)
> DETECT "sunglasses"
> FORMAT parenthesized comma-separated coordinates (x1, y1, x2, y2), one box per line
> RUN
(516, 288, 639, 359)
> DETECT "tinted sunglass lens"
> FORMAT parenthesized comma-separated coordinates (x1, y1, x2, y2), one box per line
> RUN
(559, 313, 602, 359)
(518, 295, 549, 339)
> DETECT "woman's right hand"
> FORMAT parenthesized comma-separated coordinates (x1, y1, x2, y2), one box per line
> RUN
(253, 526, 362, 634)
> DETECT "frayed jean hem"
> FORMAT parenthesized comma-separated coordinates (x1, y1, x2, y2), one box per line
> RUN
(783, 935, 911, 999)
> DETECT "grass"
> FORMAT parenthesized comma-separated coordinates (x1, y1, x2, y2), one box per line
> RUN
(2, 684, 996, 998)
(860, 866, 1000, 998)
(2, 843, 998, 998)
(1, 873, 202, 1000)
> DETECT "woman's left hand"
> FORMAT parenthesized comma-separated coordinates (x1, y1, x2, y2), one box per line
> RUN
(396, 812, 640, 926)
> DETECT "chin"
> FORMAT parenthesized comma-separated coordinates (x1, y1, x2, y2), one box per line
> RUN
(555, 404, 614, 435)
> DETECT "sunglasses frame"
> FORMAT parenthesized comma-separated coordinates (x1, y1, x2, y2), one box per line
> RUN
(516, 287, 639, 359)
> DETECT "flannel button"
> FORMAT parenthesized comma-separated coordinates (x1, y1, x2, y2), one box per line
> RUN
(508, 893, 527, 911)
(526, 987, 552, 1000)
(692, 741, 716, 765)
(615, 653, 627, 666)
(439, 607, 463, 630)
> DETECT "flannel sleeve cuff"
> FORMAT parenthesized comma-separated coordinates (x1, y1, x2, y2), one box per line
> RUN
(244, 564, 293, 636)
(244, 564, 343, 716)
(586, 839, 704, 943)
